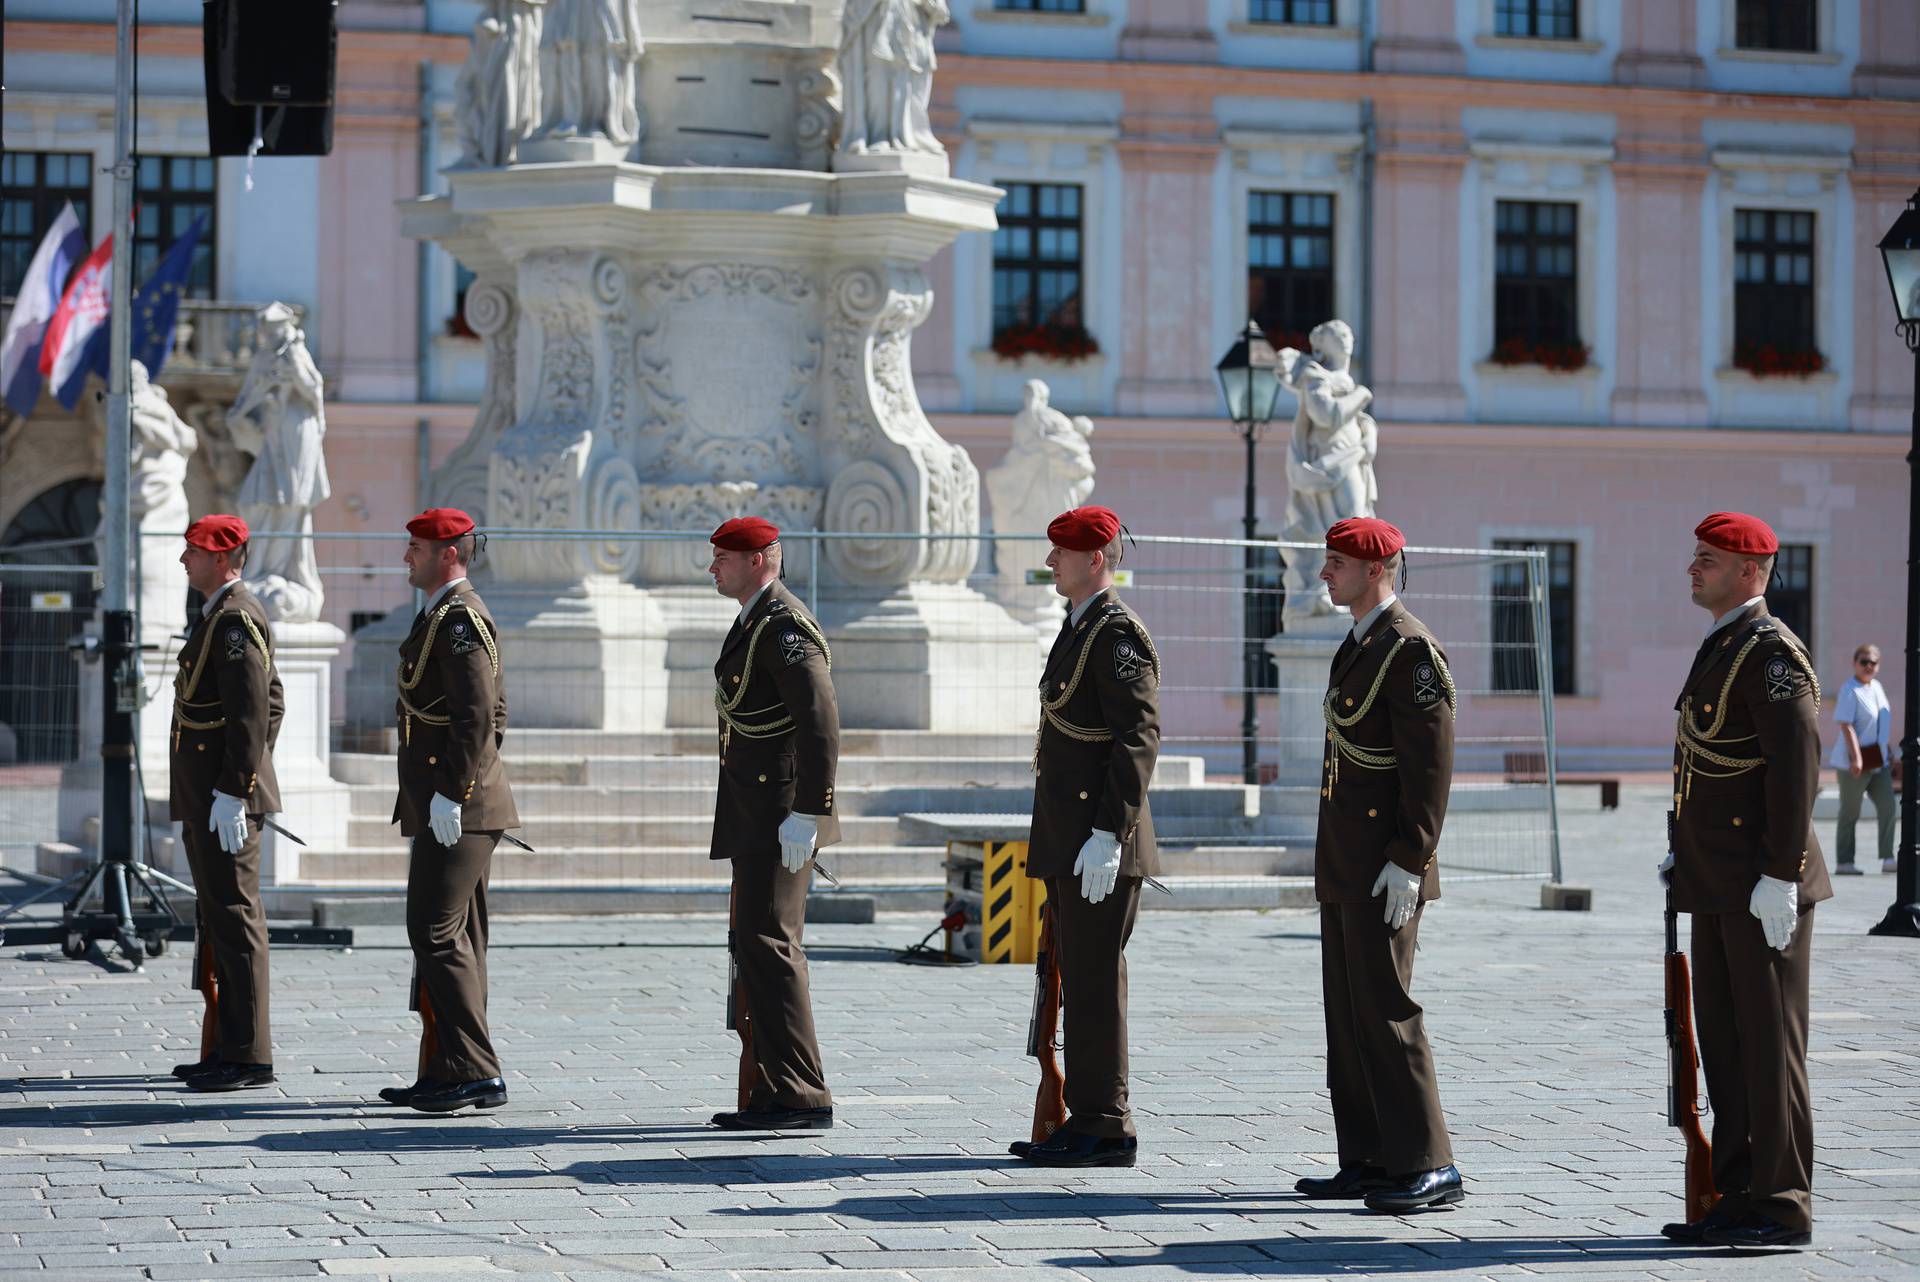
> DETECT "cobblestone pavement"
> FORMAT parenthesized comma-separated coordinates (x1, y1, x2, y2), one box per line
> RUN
(3, 785, 1918, 1280)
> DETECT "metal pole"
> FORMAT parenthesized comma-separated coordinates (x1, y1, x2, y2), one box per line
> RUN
(100, 0, 138, 865)
(1241, 423, 1259, 786)
(1527, 549, 1565, 884)
(1870, 326, 1920, 937)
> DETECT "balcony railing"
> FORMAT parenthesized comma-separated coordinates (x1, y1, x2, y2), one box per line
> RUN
(0, 297, 304, 383)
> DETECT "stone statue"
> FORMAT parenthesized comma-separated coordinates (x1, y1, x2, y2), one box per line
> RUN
(1276, 319, 1378, 625)
(985, 378, 1095, 625)
(227, 303, 330, 624)
(836, 0, 948, 158)
(456, 0, 545, 167)
(534, 0, 644, 148)
(92, 361, 197, 637)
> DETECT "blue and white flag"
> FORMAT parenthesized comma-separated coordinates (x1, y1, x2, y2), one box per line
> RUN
(131, 213, 206, 382)
(0, 202, 88, 417)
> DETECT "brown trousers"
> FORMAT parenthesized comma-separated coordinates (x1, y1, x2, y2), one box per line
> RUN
(1692, 905, 1816, 1232)
(1045, 875, 1142, 1139)
(730, 855, 831, 1110)
(407, 831, 501, 1082)
(180, 817, 272, 1065)
(1320, 901, 1452, 1174)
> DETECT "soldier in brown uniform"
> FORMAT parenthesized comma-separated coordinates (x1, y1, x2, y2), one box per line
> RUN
(1294, 517, 1463, 1213)
(1008, 505, 1160, 1168)
(1660, 511, 1829, 1249)
(380, 507, 520, 1114)
(706, 517, 841, 1131)
(169, 515, 283, 1092)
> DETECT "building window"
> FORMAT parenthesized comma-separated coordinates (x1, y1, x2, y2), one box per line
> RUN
(1248, 192, 1334, 349)
(1735, 0, 1816, 51)
(134, 155, 216, 299)
(1495, 0, 1577, 38)
(1245, 541, 1285, 691)
(1733, 208, 1815, 362)
(993, 0, 1086, 11)
(1249, 0, 1335, 22)
(992, 182, 1084, 338)
(1494, 200, 1579, 348)
(1491, 540, 1575, 696)
(1770, 544, 1814, 657)
(1, 151, 92, 298)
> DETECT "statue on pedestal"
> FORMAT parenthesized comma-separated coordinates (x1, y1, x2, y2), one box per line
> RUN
(456, 0, 546, 167)
(534, 0, 645, 148)
(1277, 319, 1378, 625)
(836, 0, 949, 157)
(985, 379, 1095, 624)
(227, 303, 330, 625)
(97, 360, 197, 637)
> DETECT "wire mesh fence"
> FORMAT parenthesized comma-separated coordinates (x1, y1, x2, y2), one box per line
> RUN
(0, 529, 1560, 897)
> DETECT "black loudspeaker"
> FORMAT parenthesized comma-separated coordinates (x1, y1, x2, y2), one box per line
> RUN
(202, 0, 338, 157)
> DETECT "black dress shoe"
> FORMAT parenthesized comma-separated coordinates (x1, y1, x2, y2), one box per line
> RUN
(171, 1058, 214, 1080)
(184, 1062, 275, 1092)
(1661, 1204, 1741, 1244)
(1701, 1214, 1811, 1249)
(407, 1077, 507, 1113)
(1013, 1128, 1138, 1168)
(711, 1105, 834, 1131)
(378, 1080, 434, 1106)
(1363, 1164, 1465, 1213)
(1295, 1165, 1394, 1198)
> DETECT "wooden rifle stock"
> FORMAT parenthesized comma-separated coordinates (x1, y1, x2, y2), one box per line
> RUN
(1027, 899, 1067, 1144)
(1665, 883, 1716, 1223)
(727, 887, 761, 1111)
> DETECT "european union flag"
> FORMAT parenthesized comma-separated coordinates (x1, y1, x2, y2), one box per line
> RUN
(131, 212, 206, 382)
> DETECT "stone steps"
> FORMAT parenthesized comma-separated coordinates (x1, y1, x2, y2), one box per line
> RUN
(329, 751, 1210, 789)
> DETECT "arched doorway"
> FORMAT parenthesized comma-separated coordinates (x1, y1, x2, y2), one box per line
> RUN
(0, 480, 102, 763)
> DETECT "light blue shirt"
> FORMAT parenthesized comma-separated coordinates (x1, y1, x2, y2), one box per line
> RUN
(1351, 594, 1397, 642)
(1829, 676, 1892, 768)
(1707, 595, 1766, 637)
(199, 578, 240, 617)
(424, 576, 469, 614)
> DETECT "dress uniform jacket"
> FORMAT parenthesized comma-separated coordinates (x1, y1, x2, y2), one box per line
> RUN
(393, 584, 518, 835)
(1028, 591, 1161, 879)
(1671, 603, 1832, 913)
(709, 581, 841, 860)
(1316, 601, 1453, 904)
(1670, 601, 1828, 1235)
(171, 583, 283, 824)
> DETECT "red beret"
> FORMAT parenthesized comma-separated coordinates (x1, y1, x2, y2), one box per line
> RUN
(1694, 511, 1778, 557)
(1047, 505, 1121, 552)
(406, 507, 476, 541)
(1326, 517, 1405, 561)
(711, 516, 780, 552)
(184, 514, 248, 553)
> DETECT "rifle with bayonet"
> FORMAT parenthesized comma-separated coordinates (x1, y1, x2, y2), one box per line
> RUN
(726, 887, 761, 1110)
(1664, 810, 1716, 1224)
(1026, 897, 1067, 1143)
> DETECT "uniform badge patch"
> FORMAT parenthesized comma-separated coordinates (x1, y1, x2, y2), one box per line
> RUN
(1413, 660, 1442, 706)
(1765, 656, 1797, 702)
(224, 626, 246, 660)
(449, 619, 475, 655)
(1113, 638, 1145, 681)
(781, 629, 807, 666)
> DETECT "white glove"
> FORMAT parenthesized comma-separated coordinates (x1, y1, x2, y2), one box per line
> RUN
(1657, 851, 1675, 889)
(209, 790, 249, 855)
(1371, 861, 1423, 931)
(778, 813, 817, 874)
(1073, 829, 1123, 904)
(1749, 874, 1799, 951)
(428, 792, 463, 847)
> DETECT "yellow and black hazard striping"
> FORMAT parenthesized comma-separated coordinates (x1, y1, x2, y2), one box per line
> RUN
(980, 841, 1046, 965)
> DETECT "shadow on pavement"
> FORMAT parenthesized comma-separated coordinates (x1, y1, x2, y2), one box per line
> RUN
(1045, 1236, 1768, 1272)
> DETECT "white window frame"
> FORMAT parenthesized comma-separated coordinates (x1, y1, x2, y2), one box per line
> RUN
(1707, 148, 1847, 384)
(1718, 0, 1840, 63)
(1221, 129, 1364, 356)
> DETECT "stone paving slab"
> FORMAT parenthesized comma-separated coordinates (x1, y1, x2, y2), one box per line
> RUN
(2, 786, 1918, 1279)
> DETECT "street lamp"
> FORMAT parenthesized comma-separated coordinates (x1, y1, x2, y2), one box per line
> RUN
(1216, 319, 1284, 786)
(1870, 187, 1920, 939)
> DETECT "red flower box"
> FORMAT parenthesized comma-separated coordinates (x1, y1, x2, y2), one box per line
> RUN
(1489, 336, 1591, 372)
(991, 322, 1101, 364)
(1732, 341, 1826, 379)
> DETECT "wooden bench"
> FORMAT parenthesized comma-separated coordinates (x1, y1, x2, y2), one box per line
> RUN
(1503, 752, 1620, 810)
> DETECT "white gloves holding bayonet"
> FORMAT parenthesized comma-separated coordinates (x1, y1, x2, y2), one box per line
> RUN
(1657, 851, 1675, 888)
(428, 792, 463, 847)
(778, 813, 817, 874)
(1749, 874, 1799, 951)
(209, 790, 249, 855)
(1372, 861, 1423, 931)
(1074, 829, 1123, 904)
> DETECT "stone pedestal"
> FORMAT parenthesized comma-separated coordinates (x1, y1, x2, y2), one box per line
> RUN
(260, 621, 352, 883)
(1264, 614, 1351, 785)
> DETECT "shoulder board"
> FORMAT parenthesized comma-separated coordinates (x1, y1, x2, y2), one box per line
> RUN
(767, 598, 789, 614)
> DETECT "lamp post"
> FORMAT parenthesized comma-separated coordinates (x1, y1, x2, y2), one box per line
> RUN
(1215, 319, 1284, 786)
(1870, 187, 1920, 939)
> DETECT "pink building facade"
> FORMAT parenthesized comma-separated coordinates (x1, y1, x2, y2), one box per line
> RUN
(1, 0, 1915, 769)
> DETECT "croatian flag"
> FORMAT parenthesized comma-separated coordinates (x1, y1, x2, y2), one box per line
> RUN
(0, 202, 88, 417)
(37, 231, 115, 410)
